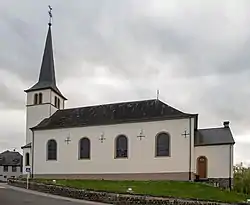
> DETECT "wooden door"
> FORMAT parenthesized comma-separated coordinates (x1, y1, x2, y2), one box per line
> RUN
(197, 156, 207, 179)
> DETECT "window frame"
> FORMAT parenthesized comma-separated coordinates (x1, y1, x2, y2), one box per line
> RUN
(38, 92, 43, 104)
(115, 134, 128, 159)
(155, 132, 171, 157)
(79, 137, 91, 160)
(54, 96, 57, 108)
(25, 152, 30, 166)
(3, 165, 8, 172)
(12, 166, 17, 172)
(34, 93, 38, 105)
(47, 139, 57, 161)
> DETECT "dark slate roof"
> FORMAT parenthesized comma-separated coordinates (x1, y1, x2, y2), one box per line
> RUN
(195, 127, 235, 146)
(24, 24, 66, 100)
(32, 99, 196, 130)
(0, 150, 22, 166)
(21, 143, 31, 149)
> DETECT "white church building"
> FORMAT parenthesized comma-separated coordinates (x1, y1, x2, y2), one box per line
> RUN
(21, 22, 235, 188)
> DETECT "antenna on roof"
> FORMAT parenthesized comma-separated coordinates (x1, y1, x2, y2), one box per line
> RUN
(156, 89, 160, 100)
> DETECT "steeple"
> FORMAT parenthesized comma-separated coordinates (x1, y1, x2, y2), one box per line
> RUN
(25, 22, 66, 100)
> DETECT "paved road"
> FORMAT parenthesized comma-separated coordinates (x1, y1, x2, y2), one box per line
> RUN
(0, 184, 109, 205)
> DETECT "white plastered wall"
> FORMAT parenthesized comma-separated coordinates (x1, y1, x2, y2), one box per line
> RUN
(194, 144, 233, 178)
(33, 117, 196, 175)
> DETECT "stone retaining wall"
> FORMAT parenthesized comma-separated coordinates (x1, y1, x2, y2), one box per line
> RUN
(7, 179, 246, 205)
(208, 178, 233, 189)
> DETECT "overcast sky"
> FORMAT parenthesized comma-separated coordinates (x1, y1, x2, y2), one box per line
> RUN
(0, 0, 249, 165)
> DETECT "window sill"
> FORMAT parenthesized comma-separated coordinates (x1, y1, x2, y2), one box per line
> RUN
(154, 155, 171, 158)
(114, 157, 128, 159)
(78, 158, 91, 160)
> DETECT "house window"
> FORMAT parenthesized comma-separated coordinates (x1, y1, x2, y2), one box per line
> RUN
(79, 137, 90, 159)
(155, 132, 170, 157)
(47, 139, 57, 160)
(38, 93, 43, 104)
(25, 153, 30, 166)
(3, 166, 8, 172)
(12, 166, 17, 172)
(34, 93, 38, 104)
(115, 135, 128, 158)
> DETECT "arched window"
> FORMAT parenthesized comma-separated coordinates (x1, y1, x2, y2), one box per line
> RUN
(34, 93, 38, 104)
(47, 139, 57, 160)
(38, 93, 43, 104)
(54, 96, 57, 107)
(54, 96, 60, 109)
(79, 137, 90, 159)
(115, 135, 128, 158)
(25, 153, 30, 166)
(155, 132, 170, 157)
(57, 98, 60, 109)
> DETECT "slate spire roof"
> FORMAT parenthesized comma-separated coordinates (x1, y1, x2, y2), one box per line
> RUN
(24, 23, 66, 100)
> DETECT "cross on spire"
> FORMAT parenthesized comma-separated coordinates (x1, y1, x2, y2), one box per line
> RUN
(48, 5, 53, 26)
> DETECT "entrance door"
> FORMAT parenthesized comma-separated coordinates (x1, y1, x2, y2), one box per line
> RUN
(197, 156, 207, 179)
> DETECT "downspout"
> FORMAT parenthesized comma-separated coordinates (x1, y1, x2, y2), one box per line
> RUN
(31, 129, 35, 178)
(189, 117, 192, 181)
(229, 144, 232, 190)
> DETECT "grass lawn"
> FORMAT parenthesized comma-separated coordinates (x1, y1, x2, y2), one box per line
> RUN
(30, 179, 249, 203)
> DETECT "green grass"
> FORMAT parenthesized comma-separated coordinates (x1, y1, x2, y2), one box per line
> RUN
(32, 179, 249, 203)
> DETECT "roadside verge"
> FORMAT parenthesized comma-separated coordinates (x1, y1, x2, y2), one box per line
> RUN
(7, 179, 247, 205)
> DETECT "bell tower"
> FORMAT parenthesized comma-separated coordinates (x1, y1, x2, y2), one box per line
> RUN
(24, 16, 67, 144)
(21, 6, 67, 175)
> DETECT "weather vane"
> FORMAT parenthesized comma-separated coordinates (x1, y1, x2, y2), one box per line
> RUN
(48, 5, 53, 26)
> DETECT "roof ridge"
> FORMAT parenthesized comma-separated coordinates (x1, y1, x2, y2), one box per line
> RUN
(198, 126, 227, 131)
(58, 98, 163, 112)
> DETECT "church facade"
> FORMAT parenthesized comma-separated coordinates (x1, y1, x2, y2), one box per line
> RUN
(21, 23, 235, 188)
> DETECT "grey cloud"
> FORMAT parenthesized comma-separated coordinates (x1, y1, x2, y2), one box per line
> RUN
(0, 84, 24, 110)
(0, 1, 250, 161)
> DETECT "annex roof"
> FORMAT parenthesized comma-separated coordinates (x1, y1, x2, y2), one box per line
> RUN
(195, 127, 235, 146)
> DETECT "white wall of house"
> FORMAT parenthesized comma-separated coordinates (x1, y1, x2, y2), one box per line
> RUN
(194, 144, 233, 178)
(33, 117, 195, 175)
(0, 165, 22, 182)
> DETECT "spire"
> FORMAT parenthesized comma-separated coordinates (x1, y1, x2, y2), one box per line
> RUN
(25, 7, 66, 100)
(38, 25, 56, 85)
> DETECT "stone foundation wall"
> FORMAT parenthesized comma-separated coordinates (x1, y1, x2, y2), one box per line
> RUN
(32, 172, 195, 181)
(208, 178, 233, 189)
(7, 179, 244, 205)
